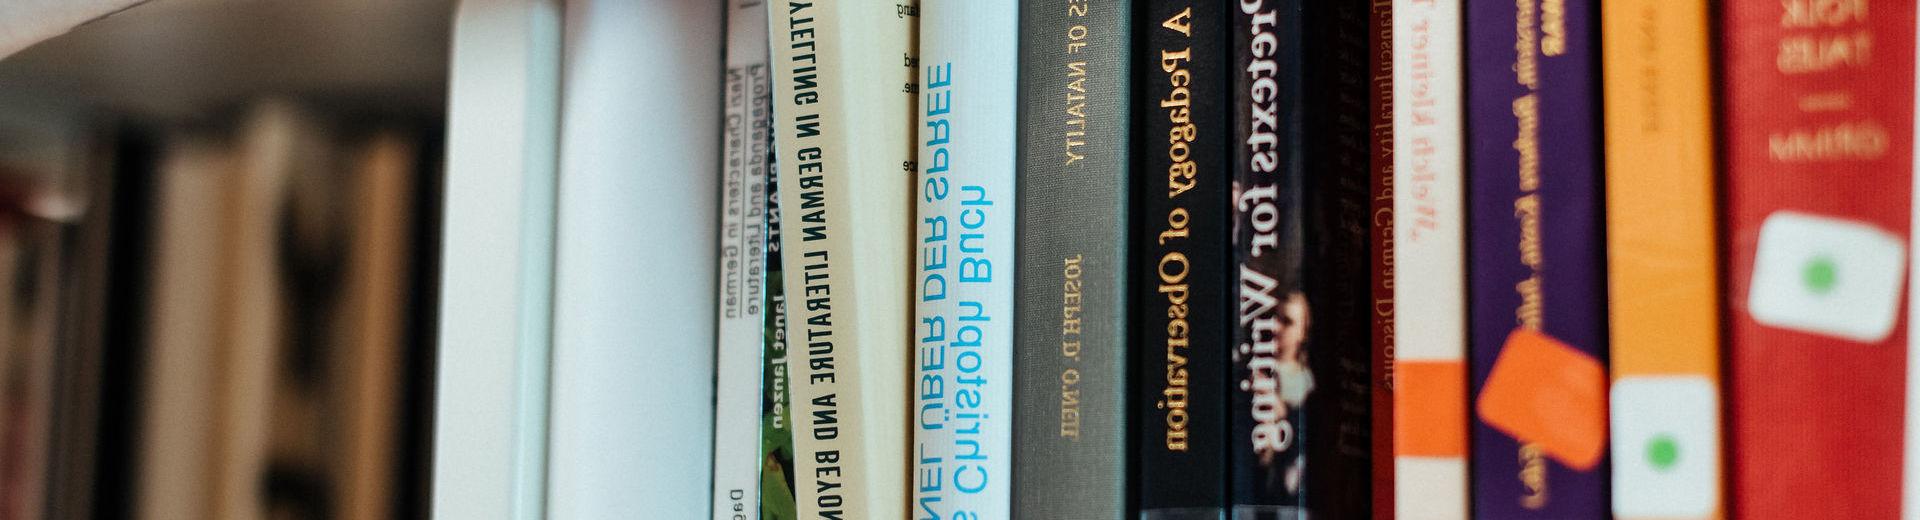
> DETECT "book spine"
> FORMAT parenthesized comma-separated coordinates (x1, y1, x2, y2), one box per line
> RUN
(715, 0, 773, 516)
(547, 0, 723, 513)
(432, 1, 561, 515)
(1389, 0, 1468, 518)
(766, 1, 917, 518)
(1011, 0, 1131, 516)
(1230, 0, 1374, 516)
(1722, 0, 1916, 518)
(1600, 0, 1720, 518)
(1367, 1, 1395, 519)
(912, 1, 1017, 518)
(1136, 0, 1232, 516)
(1909, 20, 1920, 514)
(1464, 0, 1609, 517)
(762, 150, 795, 520)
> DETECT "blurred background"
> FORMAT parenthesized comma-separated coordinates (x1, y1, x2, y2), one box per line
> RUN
(0, 1, 453, 518)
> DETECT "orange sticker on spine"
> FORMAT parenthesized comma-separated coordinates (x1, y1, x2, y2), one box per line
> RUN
(1397, 360, 1468, 457)
(1474, 328, 1608, 470)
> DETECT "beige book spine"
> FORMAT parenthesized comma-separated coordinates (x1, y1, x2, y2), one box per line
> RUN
(340, 132, 417, 520)
(766, 0, 917, 517)
(138, 135, 232, 520)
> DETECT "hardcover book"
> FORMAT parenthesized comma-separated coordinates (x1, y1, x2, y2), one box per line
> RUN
(1601, 0, 1720, 518)
(1230, 0, 1373, 517)
(1722, 0, 1916, 517)
(1136, 0, 1232, 517)
(913, 0, 1018, 518)
(714, 0, 773, 516)
(1390, 0, 1469, 518)
(1010, 0, 1132, 516)
(1464, 0, 1609, 517)
(765, 1, 917, 517)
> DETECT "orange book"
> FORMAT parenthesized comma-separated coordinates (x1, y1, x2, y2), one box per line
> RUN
(1602, 0, 1722, 518)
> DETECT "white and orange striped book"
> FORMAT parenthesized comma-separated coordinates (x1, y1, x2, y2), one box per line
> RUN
(1391, 0, 1467, 518)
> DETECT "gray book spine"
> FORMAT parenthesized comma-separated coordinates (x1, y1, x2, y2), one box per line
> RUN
(1011, 0, 1133, 518)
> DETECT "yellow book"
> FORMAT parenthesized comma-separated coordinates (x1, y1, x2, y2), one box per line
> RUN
(1600, 1, 1721, 518)
(767, 0, 916, 517)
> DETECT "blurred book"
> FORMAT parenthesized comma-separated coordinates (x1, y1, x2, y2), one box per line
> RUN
(133, 100, 432, 520)
(0, 110, 117, 520)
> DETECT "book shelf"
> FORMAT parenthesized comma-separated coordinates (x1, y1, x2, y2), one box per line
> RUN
(0, 2, 478, 519)
(1, 0, 739, 518)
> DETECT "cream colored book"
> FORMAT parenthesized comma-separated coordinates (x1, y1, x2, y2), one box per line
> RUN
(138, 134, 233, 520)
(766, 0, 916, 517)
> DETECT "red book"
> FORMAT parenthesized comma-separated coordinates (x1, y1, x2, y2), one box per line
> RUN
(1368, 1, 1395, 519)
(1722, 1, 1916, 518)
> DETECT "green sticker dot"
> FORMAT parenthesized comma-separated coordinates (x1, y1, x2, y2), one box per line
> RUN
(1803, 256, 1838, 294)
(1645, 434, 1680, 471)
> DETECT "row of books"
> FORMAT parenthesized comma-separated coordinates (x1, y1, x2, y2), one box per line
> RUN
(0, 98, 440, 520)
(692, 0, 1919, 519)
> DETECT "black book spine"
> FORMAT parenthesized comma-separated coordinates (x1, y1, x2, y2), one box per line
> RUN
(1012, 0, 1134, 517)
(1135, 0, 1232, 517)
(1229, 0, 1373, 517)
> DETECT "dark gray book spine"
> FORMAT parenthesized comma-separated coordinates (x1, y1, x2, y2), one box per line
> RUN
(1012, 0, 1133, 517)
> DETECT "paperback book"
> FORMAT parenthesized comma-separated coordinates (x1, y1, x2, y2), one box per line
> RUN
(1390, 0, 1469, 518)
(765, 0, 917, 517)
(761, 155, 795, 520)
(713, 0, 773, 515)
(1464, 0, 1609, 517)
(912, 0, 1018, 518)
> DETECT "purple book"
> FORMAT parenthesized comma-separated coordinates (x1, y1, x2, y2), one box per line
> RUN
(1464, 0, 1610, 518)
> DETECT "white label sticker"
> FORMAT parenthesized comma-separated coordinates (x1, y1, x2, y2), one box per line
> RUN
(1748, 211, 1908, 342)
(1610, 376, 1719, 518)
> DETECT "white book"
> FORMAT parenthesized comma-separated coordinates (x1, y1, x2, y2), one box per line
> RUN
(712, 0, 772, 517)
(431, 0, 561, 518)
(1391, 0, 1468, 518)
(912, 0, 1017, 518)
(767, 0, 917, 517)
(546, 0, 722, 517)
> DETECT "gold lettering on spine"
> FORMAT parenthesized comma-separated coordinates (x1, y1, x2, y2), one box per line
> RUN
(1155, 5, 1197, 453)
(1060, 255, 1085, 440)
(1509, 0, 1547, 508)
(1513, 0, 1538, 88)
(1062, 0, 1091, 166)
